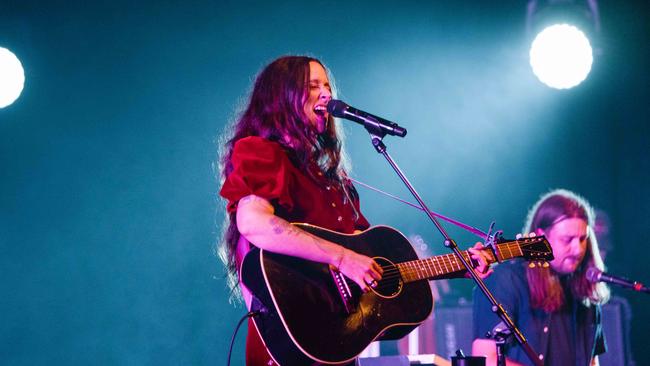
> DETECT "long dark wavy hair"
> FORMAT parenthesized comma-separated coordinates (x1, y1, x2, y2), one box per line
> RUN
(217, 55, 352, 300)
(523, 189, 610, 312)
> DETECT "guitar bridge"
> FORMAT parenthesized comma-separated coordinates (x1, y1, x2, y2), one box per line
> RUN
(330, 266, 354, 314)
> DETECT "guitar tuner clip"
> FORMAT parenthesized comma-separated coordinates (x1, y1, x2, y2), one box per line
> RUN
(483, 221, 504, 249)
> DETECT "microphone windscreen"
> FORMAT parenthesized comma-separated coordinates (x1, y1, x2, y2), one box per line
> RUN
(326, 99, 348, 117)
(586, 267, 601, 283)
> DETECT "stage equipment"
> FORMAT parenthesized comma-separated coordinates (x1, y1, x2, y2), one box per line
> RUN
(0, 47, 25, 108)
(526, 0, 600, 89)
(587, 268, 649, 294)
(327, 100, 407, 137)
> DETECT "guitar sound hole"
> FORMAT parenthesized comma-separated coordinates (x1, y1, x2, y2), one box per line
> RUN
(371, 257, 403, 298)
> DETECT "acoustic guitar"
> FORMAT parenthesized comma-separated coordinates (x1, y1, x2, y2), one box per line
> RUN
(241, 224, 553, 365)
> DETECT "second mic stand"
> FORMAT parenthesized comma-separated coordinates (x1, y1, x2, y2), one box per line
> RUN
(487, 321, 514, 366)
(365, 128, 542, 366)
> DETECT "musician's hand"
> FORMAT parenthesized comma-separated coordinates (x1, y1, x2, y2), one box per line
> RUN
(468, 242, 493, 279)
(337, 248, 383, 292)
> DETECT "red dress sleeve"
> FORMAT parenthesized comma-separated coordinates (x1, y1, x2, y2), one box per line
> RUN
(220, 136, 295, 213)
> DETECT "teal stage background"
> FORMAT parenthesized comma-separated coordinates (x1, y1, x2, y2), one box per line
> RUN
(1, 1, 648, 365)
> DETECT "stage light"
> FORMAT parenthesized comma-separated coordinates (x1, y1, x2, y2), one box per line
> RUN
(0, 47, 25, 108)
(525, 1, 600, 89)
(529, 24, 593, 89)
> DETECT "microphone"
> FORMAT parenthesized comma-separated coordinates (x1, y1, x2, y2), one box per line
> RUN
(327, 99, 407, 137)
(586, 267, 649, 293)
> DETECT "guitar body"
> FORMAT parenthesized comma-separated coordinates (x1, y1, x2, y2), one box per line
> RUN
(241, 224, 433, 365)
(240, 223, 554, 365)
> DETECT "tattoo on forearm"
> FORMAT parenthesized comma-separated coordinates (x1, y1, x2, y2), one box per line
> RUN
(269, 217, 301, 236)
(268, 217, 330, 257)
(269, 217, 284, 234)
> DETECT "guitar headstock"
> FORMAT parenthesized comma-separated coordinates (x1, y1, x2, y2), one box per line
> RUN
(495, 235, 554, 265)
(516, 235, 553, 263)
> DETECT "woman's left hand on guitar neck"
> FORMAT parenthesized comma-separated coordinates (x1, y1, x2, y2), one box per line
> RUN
(468, 242, 494, 279)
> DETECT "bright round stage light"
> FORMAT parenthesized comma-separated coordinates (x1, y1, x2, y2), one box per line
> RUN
(0, 47, 25, 108)
(529, 24, 593, 89)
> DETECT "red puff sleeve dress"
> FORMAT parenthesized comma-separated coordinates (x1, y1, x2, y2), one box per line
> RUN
(220, 136, 370, 365)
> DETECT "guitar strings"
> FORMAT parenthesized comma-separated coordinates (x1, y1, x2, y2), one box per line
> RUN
(381, 253, 471, 277)
(346, 241, 545, 289)
(370, 241, 542, 285)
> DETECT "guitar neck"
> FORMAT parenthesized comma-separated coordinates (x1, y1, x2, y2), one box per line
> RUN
(397, 240, 524, 283)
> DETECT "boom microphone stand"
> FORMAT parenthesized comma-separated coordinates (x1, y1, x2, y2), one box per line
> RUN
(356, 119, 542, 366)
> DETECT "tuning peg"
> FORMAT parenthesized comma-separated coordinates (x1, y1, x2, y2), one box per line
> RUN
(529, 262, 536, 268)
(542, 262, 549, 268)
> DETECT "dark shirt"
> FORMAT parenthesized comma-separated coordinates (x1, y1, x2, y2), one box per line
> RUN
(472, 260, 606, 366)
(546, 296, 575, 366)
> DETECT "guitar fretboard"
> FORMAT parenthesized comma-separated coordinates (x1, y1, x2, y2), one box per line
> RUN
(396, 241, 525, 283)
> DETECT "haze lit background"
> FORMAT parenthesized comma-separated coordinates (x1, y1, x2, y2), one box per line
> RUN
(1, 1, 648, 365)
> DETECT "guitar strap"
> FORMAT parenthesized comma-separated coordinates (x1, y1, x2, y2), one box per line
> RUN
(349, 177, 489, 240)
